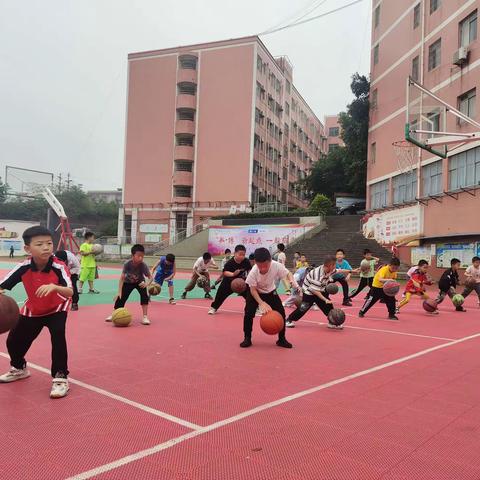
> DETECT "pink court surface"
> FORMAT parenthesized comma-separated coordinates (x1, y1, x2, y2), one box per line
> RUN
(2, 263, 480, 479)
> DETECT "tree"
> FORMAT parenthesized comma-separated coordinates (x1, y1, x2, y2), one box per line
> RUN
(304, 73, 370, 199)
(309, 194, 333, 215)
(0, 178, 7, 204)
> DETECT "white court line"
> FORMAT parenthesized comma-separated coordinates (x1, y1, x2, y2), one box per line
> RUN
(172, 302, 457, 341)
(301, 319, 454, 342)
(67, 331, 480, 480)
(0, 352, 202, 431)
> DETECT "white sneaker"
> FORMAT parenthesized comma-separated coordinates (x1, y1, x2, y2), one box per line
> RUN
(256, 309, 262, 316)
(313, 304, 320, 311)
(141, 316, 151, 325)
(50, 377, 69, 399)
(105, 315, 112, 322)
(327, 323, 344, 330)
(0, 367, 31, 383)
(286, 320, 295, 328)
(208, 308, 217, 315)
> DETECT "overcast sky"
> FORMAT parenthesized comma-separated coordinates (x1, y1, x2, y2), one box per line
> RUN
(0, 0, 371, 191)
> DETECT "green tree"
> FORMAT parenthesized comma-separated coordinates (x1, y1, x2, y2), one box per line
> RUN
(309, 193, 333, 215)
(0, 178, 7, 203)
(304, 73, 370, 199)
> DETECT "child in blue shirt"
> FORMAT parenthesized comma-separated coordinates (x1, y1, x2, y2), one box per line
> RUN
(335, 249, 352, 306)
(151, 254, 176, 304)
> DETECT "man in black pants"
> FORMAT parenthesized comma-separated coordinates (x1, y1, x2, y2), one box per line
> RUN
(208, 244, 252, 315)
(106, 244, 152, 325)
(286, 255, 343, 329)
(359, 257, 400, 320)
(241, 248, 299, 348)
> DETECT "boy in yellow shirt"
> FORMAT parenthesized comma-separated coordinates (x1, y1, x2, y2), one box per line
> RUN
(79, 231, 99, 294)
(359, 257, 400, 320)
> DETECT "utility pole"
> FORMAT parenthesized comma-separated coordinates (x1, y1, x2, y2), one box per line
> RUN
(57, 173, 63, 193)
(66, 173, 71, 191)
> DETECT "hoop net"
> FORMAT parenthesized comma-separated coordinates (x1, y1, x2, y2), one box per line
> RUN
(392, 140, 416, 174)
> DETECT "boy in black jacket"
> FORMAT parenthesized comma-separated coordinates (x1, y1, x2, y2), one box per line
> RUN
(435, 258, 466, 312)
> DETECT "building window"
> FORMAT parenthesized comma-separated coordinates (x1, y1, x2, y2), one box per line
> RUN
(428, 38, 441, 71)
(422, 160, 443, 196)
(286, 79, 291, 94)
(430, 0, 441, 14)
(329, 127, 340, 137)
(448, 146, 480, 190)
(373, 44, 379, 65)
(174, 161, 193, 172)
(177, 82, 196, 95)
(374, 5, 380, 28)
(370, 179, 389, 209)
(393, 170, 417, 204)
(460, 10, 478, 47)
(285, 102, 290, 115)
(176, 108, 195, 121)
(176, 134, 194, 147)
(414, 3, 421, 29)
(370, 142, 376, 164)
(329, 144, 340, 153)
(178, 55, 197, 70)
(255, 107, 264, 125)
(371, 88, 378, 109)
(412, 56, 420, 81)
(458, 88, 476, 122)
(173, 186, 192, 198)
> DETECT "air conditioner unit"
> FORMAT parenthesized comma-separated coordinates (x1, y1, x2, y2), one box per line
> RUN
(453, 47, 469, 66)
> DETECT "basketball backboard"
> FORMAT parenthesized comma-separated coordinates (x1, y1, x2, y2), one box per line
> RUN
(4, 166, 54, 197)
(405, 76, 480, 158)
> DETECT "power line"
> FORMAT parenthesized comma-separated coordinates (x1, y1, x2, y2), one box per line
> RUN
(259, 0, 365, 37)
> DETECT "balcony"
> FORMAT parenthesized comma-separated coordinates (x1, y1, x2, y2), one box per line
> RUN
(173, 171, 193, 186)
(174, 145, 194, 161)
(176, 94, 197, 110)
(177, 68, 197, 84)
(175, 119, 195, 135)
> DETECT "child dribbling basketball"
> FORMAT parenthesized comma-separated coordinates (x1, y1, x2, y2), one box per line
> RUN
(0, 226, 73, 398)
(397, 260, 435, 314)
(151, 253, 176, 304)
(241, 248, 299, 349)
(106, 244, 152, 325)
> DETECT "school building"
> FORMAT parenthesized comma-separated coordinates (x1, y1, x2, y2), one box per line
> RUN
(119, 36, 326, 246)
(366, 1, 480, 274)
(324, 115, 345, 153)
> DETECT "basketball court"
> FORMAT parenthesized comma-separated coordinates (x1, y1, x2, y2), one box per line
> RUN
(2, 261, 480, 480)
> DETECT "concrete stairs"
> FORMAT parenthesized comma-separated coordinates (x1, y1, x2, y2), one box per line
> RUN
(285, 215, 407, 273)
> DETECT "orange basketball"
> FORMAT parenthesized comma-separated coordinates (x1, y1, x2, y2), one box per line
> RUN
(260, 310, 284, 335)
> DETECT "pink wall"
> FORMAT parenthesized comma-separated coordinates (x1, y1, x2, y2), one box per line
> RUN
(194, 45, 254, 203)
(123, 56, 177, 205)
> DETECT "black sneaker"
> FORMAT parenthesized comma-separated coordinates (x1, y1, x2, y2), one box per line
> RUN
(211, 285, 216, 290)
(204, 293, 213, 300)
(358, 311, 365, 318)
(71, 304, 78, 311)
(342, 300, 352, 307)
(388, 315, 399, 321)
(456, 306, 467, 312)
(240, 337, 252, 348)
(180, 292, 187, 300)
(276, 338, 293, 348)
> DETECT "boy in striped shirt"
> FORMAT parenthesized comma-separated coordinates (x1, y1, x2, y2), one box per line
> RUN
(286, 256, 342, 329)
(0, 226, 73, 398)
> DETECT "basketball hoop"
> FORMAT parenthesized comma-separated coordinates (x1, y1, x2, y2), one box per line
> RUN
(392, 140, 417, 174)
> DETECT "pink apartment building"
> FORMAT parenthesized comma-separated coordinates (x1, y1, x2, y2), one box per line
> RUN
(324, 115, 345, 152)
(366, 1, 480, 270)
(119, 36, 325, 245)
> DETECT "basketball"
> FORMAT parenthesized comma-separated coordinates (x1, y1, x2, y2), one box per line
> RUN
(360, 260, 371, 273)
(0, 295, 20, 335)
(231, 278, 247, 294)
(383, 280, 400, 297)
(111, 308, 132, 327)
(452, 294, 464, 307)
(328, 308, 346, 326)
(464, 277, 477, 289)
(332, 272, 345, 282)
(260, 310, 284, 335)
(91, 244, 103, 255)
(148, 283, 161, 296)
(422, 299, 438, 313)
(196, 276, 208, 288)
(326, 283, 339, 295)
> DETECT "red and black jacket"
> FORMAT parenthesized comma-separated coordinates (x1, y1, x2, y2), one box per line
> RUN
(0, 256, 72, 317)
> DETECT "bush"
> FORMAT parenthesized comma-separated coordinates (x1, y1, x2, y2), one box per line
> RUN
(309, 194, 334, 215)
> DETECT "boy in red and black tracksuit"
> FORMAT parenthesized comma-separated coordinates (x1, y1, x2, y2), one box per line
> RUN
(0, 226, 73, 399)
